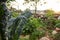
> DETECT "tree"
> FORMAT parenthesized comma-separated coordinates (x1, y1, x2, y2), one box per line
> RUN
(0, 1, 10, 40)
(24, 0, 46, 14)
(0, 0, 32, 40)
(32, 0, 39, 14)
(24, 0, 39, 14)
(8, 10, 32, 40)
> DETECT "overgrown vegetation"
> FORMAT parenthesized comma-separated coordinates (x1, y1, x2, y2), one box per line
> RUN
(20, 10, 60, 40)
(0, 0, 60, 40)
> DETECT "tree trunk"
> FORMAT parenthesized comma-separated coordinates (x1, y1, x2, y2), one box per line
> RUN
(35, 2, 37, 14)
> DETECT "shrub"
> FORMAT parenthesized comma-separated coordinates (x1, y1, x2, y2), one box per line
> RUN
(22, 17, 40, 35)
(53, 32, 60, 40)
(29, 30, 45, 40)
(55, 23, 60, 28)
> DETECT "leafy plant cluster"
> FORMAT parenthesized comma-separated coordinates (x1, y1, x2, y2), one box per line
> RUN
(10, 8, 60, 40)
(0, 3, 32, 40)
(22, 16, 45, 35)
(20, 10, 60, 40)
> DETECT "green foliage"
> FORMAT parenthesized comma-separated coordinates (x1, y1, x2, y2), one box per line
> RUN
(12, 12, 19, 18)
(22, 12, 57, 35)
(41, 10, 56, 30)
(46, 10, 54, 17)
(22, 17, 44, 35)
(12, 10, 60, 40)
(0, 3, 10, 40)
(47, 17, 56, 30)
(1, 2, 60, 40)
(29, 30, 45, 40)
(55, 20, 60, 24)
(55, 23, 60, 28)
(29, 17, 41, 28)
(22, 17, 37, 35)
(55, 19, 60, 28)
(8, 10, 32, 40)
